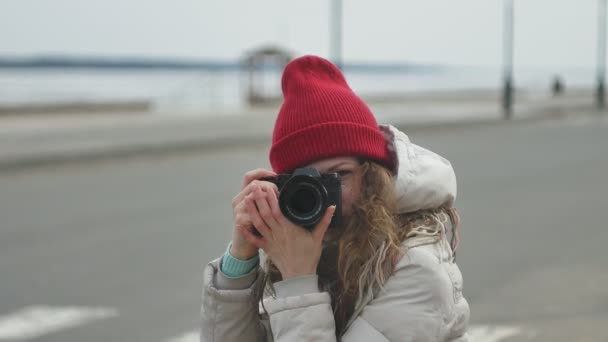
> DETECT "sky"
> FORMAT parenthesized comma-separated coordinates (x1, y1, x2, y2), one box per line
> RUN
(0, 0, 602, 68)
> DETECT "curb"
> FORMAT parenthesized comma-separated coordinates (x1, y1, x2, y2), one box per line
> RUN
(0, 109, 602, 172)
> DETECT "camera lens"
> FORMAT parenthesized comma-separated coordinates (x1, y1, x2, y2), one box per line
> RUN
(279, 175, 327, 229)
(288, 184, 321, 218)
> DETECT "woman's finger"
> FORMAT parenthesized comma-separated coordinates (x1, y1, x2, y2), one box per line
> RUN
(233, 209, 251, 230)
(266, 188, 283, 221)
(259, 181, 279, 196)
(232, 178, 279, 209)
(267, 187, 293, 228)
(254, 181, 279, 198)
(245, 195, 273, 240)
(238, 225, 267, 249)
(233, 182, 262, 209)
(242, 169, 277, 189)
(253, 188, 280, 230)
(232, 180, 277, 210)
(312, 205, 336, 241)
(232, 184, 257, 210)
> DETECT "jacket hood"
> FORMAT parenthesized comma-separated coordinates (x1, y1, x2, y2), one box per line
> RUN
(380, 124, 457, 214)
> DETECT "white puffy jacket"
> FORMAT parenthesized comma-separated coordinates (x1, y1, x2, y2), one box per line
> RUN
(200, 125, 470, 341)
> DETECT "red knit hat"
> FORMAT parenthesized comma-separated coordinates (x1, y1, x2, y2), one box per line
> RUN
(269, 55, 392, 173)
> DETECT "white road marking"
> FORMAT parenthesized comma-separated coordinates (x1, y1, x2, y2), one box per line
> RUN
(167, 330, 199, 342)
(469, 325, 523, 342)
(0, 306, 118, 340)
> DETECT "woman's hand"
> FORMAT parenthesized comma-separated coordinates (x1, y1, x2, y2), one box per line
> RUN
(238, 186, 336, 280)
(230, 168, 278, 260)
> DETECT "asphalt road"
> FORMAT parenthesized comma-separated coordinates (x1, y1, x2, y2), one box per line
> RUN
(1, 115, 607, 342)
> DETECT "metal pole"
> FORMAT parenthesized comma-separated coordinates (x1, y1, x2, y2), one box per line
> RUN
(502, 0, 514, 119)
(597, 0, 607, 110)
(330, 0, 343, 70)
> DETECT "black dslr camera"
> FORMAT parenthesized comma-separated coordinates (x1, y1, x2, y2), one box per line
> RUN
(262, 167, 342, 230)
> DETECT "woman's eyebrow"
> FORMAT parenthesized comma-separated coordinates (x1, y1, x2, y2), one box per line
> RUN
(327, 162, 351, 172)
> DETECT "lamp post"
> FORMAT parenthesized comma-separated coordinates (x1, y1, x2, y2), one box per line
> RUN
(502, 0, 515, 119)
(330, 0, 343, 70)
(597, 0, 607, 110)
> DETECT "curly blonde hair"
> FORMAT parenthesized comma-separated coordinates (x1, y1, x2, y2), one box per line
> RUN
(259, 159, 460, 337)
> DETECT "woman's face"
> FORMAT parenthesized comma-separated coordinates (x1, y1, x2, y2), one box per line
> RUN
(305, 156, 363, 222)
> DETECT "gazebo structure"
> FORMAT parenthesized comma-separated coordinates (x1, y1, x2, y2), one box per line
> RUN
(242, 46, 292, 106)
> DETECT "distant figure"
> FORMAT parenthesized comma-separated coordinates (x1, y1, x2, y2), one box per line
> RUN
(552, 75, 565, 97)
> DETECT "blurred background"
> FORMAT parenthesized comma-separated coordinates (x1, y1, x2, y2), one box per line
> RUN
(0, 1, 607, 341)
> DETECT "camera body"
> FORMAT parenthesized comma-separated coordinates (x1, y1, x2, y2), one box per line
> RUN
(262, 167, 342, 230)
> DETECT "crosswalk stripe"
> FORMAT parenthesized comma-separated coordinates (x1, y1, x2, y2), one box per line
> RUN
(166, 330, 199, 342)
(469, 325, 523, 342)
(0, 306, 118, 340)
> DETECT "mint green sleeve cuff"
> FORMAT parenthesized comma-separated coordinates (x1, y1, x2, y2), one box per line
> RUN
(220, 242, 259, 277)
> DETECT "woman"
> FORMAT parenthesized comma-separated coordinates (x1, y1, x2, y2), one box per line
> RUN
(200, 55, 470, 341)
